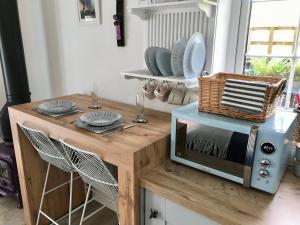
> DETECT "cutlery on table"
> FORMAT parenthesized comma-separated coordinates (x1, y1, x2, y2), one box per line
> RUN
(102, 124, 135, 136)
(95, 123, 126, 134)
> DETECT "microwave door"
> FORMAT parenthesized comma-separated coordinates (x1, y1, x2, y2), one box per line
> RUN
(174, 119, 258, 187)
(243, 126, 259, 187)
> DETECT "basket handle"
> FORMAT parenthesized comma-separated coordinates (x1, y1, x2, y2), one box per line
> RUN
(270, 78, 287, 102)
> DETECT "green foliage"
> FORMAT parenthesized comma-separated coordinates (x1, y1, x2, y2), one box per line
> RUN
(246, 58, 294, 79)
(249, 58, 291, 78)
(296, 61, 300, 80)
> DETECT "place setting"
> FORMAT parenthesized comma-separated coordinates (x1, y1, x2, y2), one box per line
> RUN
(74, 111, 135, 135)
(36, 100, 82, 118)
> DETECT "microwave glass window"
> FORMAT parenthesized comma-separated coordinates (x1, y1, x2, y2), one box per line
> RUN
(175, 119, 250, 178)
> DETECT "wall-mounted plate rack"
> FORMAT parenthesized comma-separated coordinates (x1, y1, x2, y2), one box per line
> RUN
(121, 69, 199, 88)
(121, 0, 215, 89)
(129, 0, 216, 19)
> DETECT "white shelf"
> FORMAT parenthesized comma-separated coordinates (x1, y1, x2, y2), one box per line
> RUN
(129, 0, 215, 18)
(121, 69, 199, 88)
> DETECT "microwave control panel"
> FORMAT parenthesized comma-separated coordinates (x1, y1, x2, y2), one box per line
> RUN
(257, 142, 275, 178)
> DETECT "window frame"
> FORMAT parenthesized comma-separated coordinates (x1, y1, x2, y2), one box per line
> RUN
(234, 0, 300, 108)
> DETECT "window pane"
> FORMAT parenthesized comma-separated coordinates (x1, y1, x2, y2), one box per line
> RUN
(298, 34, 300, 56)
(244, 57, 291, 80)
(285, 60, 300, 108)
(247, 0, 300, 56)
(272, 46, 293, 55)
(247, 46, 269, 55)
(273, 30, 296, 42)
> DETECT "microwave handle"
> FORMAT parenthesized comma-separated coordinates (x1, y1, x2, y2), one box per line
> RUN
(243, 125, 259, 188)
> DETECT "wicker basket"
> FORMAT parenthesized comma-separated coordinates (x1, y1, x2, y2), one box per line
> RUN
(198, 73, 287, 122)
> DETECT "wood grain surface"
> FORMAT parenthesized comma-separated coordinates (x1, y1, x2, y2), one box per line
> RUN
(140, 161, 300, 225)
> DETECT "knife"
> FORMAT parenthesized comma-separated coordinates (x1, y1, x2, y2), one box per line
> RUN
(102, 124, 135, 136)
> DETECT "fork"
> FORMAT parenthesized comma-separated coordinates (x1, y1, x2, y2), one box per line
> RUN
(102, 124, 135, 136)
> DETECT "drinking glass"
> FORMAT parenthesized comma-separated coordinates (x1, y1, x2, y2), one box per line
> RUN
(136, 91, 145, 117)
(134, 91, 148, 123)
(89, 84, 101, 109)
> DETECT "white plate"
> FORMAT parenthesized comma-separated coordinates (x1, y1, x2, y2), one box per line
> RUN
(75, 118, 124, 134)
(171, 38, 188, 76)
(156, 48, 173, 76)
(38, 100, 76, 114)
(147, 47, 162, 76)
(183, 33, 206, 79)
(80, 112, 122, 127)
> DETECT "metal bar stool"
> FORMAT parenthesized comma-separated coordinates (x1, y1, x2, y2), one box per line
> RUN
(19, 123, 81, 225)
(60, 140, 119, 225)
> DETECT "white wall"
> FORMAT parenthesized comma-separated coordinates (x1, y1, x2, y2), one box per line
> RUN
(212, 0, 244, 74)
(17, 0, 52, 101)
(41, 0, 146, 106)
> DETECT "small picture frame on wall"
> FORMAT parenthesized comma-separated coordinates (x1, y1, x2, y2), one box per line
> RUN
(78, 0, 101, 24)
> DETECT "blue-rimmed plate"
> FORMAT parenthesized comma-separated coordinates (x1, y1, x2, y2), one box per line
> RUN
(38, 100, 76, 114)
(156, 48, 173, 76)
(75, 118, 124, 134)
(80, 112, 122, 127)
(171, 38, 188, 76)
(145, 47, 155, 75)
(145, 47, 162, 76)
(183, 33, 206, 79)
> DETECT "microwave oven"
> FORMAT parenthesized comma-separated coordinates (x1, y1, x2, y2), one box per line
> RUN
(170, 102, 297, 194)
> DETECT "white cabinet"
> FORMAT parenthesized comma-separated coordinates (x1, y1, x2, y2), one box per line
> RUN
(143, 190, 220, 225)
(145, 190, 166, 225)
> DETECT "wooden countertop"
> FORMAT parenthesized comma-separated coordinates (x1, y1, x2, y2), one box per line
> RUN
(10, 94, 171, 170)
(140, 161, 300, 225)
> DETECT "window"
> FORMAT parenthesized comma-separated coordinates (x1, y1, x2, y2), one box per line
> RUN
(242, 0, 300, 108)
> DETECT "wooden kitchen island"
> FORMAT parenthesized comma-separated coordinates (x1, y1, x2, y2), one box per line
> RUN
(8, 94, 171, 225)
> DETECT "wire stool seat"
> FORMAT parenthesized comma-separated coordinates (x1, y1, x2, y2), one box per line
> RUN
(60, 140, 119, 225)
(19, 123, 81, 225)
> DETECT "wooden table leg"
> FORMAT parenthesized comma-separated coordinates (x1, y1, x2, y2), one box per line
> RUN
(118, 168, 139, 225)
(10, 119, 42, 225)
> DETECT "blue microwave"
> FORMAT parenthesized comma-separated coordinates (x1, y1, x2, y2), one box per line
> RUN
(171, 102, 296, 194)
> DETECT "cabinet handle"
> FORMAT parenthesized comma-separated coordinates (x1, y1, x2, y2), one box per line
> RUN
(149, 208, 158, 219)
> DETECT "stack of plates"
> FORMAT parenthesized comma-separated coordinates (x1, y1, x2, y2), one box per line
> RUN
(144, 32, 206, 79)
(75, 112, 124, 134)
(145, 47, 162, 76)
(145, 47, 172, 77)
(37, 100, 79, 117)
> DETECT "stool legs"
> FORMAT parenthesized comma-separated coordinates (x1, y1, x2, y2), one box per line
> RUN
(68, 172, 74, 225)
(36, 164, 75, 225)
(36, 163, 51, 225)
(79, 184, 92, 225)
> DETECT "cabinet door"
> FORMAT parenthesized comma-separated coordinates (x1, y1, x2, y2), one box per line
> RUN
(165, 200, 220, 225)
(145, 190, 166, 225)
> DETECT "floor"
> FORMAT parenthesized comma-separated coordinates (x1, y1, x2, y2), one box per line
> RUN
(0, 196, 24, 225)
(0, 196, 117, 225)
